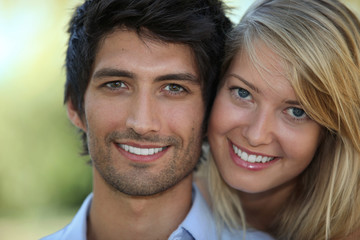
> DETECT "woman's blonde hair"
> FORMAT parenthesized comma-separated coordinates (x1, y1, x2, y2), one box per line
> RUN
(203, 0, 360, 239)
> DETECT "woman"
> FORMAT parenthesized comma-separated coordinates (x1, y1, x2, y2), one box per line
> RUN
(199, 0, 360, 239)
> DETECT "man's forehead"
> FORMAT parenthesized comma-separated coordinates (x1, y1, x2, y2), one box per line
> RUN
(92, 28, 202, 84)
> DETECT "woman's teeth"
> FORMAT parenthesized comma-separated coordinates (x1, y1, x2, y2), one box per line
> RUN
(233, 145, 274, 163)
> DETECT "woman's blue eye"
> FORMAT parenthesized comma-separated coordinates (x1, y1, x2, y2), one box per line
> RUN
(237, 88, 250, 99)
(229, 87, 252, 101)
(286, 107, 308, 120)
(292, 108, 304, 117)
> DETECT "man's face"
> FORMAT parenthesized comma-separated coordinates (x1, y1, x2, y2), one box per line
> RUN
(68, 29, 205, 196)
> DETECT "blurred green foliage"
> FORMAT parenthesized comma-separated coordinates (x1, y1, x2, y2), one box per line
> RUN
(0, 0, 92, 217)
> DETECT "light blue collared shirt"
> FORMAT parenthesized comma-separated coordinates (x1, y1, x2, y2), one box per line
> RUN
(41, 184, 273, 240)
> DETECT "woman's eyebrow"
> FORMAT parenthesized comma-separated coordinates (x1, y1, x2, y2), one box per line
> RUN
(228, 73, 260, 93)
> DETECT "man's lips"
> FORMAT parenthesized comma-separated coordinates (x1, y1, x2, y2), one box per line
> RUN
(118, 143, 168, 156)
(114, 142, 169, 162)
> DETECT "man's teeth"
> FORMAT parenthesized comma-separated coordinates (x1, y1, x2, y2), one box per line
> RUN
(233, 145, 274, 163)
(120, 144, 166, 156)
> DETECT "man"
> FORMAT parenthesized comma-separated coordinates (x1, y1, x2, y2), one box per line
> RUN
(41, 0, 270, 239)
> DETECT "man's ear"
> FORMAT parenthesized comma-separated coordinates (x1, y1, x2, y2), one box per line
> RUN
(66, 100, 87, 132)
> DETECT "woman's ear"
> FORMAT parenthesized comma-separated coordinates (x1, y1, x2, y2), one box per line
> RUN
(66, 100, 87, 132)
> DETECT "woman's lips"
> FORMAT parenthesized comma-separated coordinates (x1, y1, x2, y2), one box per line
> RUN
(228, 141, 280, 171)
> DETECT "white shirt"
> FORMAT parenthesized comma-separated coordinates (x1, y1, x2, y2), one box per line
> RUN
(41, 184, 273, 240)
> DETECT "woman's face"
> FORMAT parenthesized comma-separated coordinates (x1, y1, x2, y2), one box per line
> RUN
(208, 43, 322, 194)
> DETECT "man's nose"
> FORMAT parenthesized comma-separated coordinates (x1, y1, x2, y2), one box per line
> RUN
(125, 93, 161, 135)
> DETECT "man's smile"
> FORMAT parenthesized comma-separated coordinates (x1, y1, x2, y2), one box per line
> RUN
(118, 143, 168, 156)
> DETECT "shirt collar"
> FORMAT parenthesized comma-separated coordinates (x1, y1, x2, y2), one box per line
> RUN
(63, 193, 92, 239)
(169, 184, 218, 240)
(47, 184, 216, 240)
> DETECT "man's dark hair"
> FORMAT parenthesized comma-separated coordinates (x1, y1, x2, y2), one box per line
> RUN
(65, 0, 232, 154)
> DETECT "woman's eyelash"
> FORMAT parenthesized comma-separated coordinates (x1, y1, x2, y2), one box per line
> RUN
(285, 107, 309, 122)
(229, 87, 252, 100)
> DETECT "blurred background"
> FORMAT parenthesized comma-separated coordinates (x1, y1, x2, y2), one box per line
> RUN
(0, 0, 359, 239)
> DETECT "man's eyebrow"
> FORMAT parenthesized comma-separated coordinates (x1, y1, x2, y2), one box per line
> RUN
(228, 73, 260, 93)
(92, 68, 135, 79)
(155, 73, 199, 84)
(92, 68, 199, 84)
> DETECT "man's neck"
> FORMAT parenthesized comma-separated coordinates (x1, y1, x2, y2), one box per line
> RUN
(87, 170, 193, 240)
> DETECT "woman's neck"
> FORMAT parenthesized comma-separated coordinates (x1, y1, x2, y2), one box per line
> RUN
(238, 178, 299, 232)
